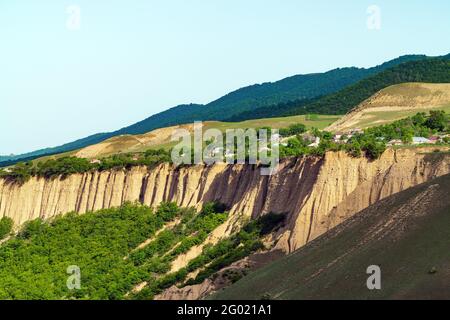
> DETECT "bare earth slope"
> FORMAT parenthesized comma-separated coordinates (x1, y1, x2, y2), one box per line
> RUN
(326, 83, 450, 132)
(213, 172, 450, 300)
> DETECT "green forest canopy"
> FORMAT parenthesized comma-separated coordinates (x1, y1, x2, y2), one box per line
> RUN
(0, 202, 284, 300)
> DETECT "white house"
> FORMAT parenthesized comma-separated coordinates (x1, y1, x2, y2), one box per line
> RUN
(350, 128, 363, 135)
(412, 137, 431, 145)
(259, 146, 272, 152)
(224, 149, 235, 158)
(212, 147, 223, 156)
(308, 137, 321, 148)
(333, 134, 342, 142)
(271, 133, 281, 143)
(387, 139, 403, 147)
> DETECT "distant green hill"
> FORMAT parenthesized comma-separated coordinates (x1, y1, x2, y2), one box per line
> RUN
(229, 55, 450, 121)
(213, 171, 450, 300)
(114, 54, 428, 131)
(0, 54, 438, 166)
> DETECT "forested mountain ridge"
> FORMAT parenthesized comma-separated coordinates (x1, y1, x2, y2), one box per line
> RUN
(0, 54, 437, 166)
(114, 54, 428, 129)
(201, 55, 427, 118)
(228, 55, 450, 121)
(286, 56, 450, 115)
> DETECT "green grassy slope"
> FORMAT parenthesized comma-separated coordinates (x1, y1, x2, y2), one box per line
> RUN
(212, 171, 450, 300)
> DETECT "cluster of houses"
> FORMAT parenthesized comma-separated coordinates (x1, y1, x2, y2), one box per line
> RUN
(332, 128, 449, 147)
(332, 128, 363, 144)
(205, 128, 449, 157)
(385, 136, 445, 147)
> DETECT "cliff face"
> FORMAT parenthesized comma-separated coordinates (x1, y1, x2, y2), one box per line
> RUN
(0, 148, 448, 253)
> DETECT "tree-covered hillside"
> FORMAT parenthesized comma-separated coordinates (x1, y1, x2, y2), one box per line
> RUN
(286, 57, 450, 115)
(0, 202, 284, 300)
(203, 54, 427, 119)
(229, 56, 450, 121)
(0, 54, 430, 167)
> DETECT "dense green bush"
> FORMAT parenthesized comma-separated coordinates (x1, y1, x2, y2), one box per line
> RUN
(279, 123, 307, 136)
(0, 217, 13, 240)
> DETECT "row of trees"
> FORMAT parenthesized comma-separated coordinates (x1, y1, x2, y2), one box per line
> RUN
(0, 148, 172, 184)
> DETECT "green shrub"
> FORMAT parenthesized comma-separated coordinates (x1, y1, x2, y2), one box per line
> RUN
(18, 218, 46, 239)
(0, 217, 13, 239)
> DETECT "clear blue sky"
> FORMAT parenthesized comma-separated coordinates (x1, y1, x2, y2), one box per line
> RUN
(1, 0, 449, 154)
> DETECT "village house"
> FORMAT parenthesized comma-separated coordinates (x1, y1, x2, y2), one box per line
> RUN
(438, 134, 450, 143)
(350, 128, 363, 135)
(258, 146, 272, 152)
(428, 136, 439, 144)
(224, 149, 235, 158)
(333, 134, 342, 142)
(308, 137, 321, 148)
(412, 137, 432, 145)
(333, 132, 350, 143)
(301, 133, 316, 144)
(210, 147, 223, 157)
(387, 139, 403, 147)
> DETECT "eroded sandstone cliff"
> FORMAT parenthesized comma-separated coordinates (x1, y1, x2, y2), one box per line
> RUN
(0, 148, 448, 254)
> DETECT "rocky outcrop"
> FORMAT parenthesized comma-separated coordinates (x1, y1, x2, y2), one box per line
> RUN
(0, 148, 449, 254)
